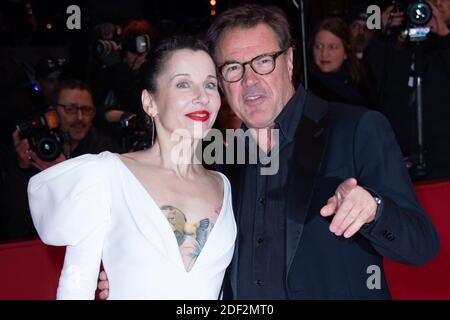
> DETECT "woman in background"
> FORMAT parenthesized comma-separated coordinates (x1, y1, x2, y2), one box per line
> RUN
(309, 17, 376, 108)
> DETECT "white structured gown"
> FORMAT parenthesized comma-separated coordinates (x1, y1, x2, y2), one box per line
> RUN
(28, 151, 237, 300)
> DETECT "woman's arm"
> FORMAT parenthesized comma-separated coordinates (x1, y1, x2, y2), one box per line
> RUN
(57, 222, 108, 300)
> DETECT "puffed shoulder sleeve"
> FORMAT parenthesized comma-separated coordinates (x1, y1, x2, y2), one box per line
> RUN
(28, 153, 111, 246)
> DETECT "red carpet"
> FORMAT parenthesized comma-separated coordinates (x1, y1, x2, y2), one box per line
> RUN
(0, 180, 449, 299)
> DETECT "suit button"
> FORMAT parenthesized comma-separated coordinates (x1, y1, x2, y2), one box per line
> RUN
(257, 238, 264, 245)
(254, 280, 263, 286)
(258, 196, 266, 205)
(383, 230, 395, 241)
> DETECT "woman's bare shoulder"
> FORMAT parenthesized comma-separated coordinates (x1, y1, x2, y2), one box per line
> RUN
(118, 150, 156, 166)
(205, 170, 225, 192)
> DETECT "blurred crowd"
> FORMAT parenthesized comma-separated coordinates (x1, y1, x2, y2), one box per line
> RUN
(1, 1, 449, 241)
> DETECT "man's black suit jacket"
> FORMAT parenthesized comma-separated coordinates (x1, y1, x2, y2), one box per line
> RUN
(221, 87, 439, 299)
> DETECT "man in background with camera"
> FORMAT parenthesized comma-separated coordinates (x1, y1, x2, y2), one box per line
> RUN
(91, 20, 154, 152)
(364, 0, 450, 179)
(0, 80, 119, 241)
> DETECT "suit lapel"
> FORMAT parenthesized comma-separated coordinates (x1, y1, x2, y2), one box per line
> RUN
(285, 92, 331, 275)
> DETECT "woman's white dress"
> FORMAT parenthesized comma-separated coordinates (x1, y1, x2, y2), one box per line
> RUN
(28, 151, 236, 300)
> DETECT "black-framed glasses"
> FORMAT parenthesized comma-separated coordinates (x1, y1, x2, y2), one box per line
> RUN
(218, 49, 288, 83)
(56, 104, 95, 116)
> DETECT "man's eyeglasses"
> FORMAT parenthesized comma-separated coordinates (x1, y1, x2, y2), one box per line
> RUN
(218, 49, 288, 83)
(56, 104, 95, 116)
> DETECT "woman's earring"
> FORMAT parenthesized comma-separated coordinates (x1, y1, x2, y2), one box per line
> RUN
(151, 115, 155, 146)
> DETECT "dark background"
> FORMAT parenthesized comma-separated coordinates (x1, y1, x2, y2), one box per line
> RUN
(0, 0, 394, 46)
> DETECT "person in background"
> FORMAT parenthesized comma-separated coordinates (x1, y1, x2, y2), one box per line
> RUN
(364, 1, 450, 178)
(347, 2, 374, 60)
(431, 0, 450, 26)
(91, 19, 157, 152)
(0, 80, 118, 241)
(97, 20, 156, 124)
(309, 17, 376, 108)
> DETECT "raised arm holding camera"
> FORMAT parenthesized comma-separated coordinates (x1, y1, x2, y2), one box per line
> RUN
(13, 80, 118, 169)
(364, 0, 450, 178)
(0, 80, 119, 241)
(90, 20, 155, 152)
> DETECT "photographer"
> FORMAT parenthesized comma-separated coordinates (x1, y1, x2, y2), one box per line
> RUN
(347, 2, 375, 59)
(0, 80, 119, 241)
(364, 0, 450, 178)
(90, 20, 155, 152)
(430, 0, 450, 31)
(2, 57, 63, 150)
(95, 20, 154, 122)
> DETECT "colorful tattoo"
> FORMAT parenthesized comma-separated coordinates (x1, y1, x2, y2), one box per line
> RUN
(161, 205, 214, 271)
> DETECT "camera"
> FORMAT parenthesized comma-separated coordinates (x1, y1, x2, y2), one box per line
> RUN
(16, 110, 63, 161)
(392, 0, 433, 27)
(94, 22, 151, 66)
(405, 0, 432, 27)
(96, 39, 122, 60)
(122, 34, 151, 54)
(392, 0, 433, 41)
(406, 0, 433, 41)
(94, 23, 122, 66)
(120, 113, 152, 152)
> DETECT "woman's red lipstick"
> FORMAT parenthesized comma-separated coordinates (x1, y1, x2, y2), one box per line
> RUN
(185, 110, 210, 122)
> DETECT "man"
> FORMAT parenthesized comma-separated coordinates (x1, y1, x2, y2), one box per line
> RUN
(13, 80, 118, 171)
(432, 0, 450, 25)
(0, 80, 119, 240)
(1, 57, 63, 159)
(347, 2, 374, 59)
(206, 4, 438, 299)
(98, 4, 438, 299)
(91, 20, 154, 151)
(33, 57, 63, 109)
(95, 20, 154, 124)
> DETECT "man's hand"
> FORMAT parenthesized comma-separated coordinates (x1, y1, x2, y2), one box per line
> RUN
(29, 152, 66, 171)
(13, 130, 34, 169)
(98, 271, 109, 300)
(427, 1, 450, 36)
(382, 5, 405, 32)
(13, 130, 66, 171)
(320, 178, 378, 238)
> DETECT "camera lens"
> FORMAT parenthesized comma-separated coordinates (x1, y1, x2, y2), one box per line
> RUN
(407, 1, 432, 26)
(96, 40, 121, 58)
(36, 136, 62, 161)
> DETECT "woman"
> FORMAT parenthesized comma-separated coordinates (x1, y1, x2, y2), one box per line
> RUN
(310, 17, 376, 108)
(27, 36, 237, 300)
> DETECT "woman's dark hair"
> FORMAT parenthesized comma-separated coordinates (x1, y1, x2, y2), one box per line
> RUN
(310, 17, 366, 86)
(145, 35, 211, 93)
